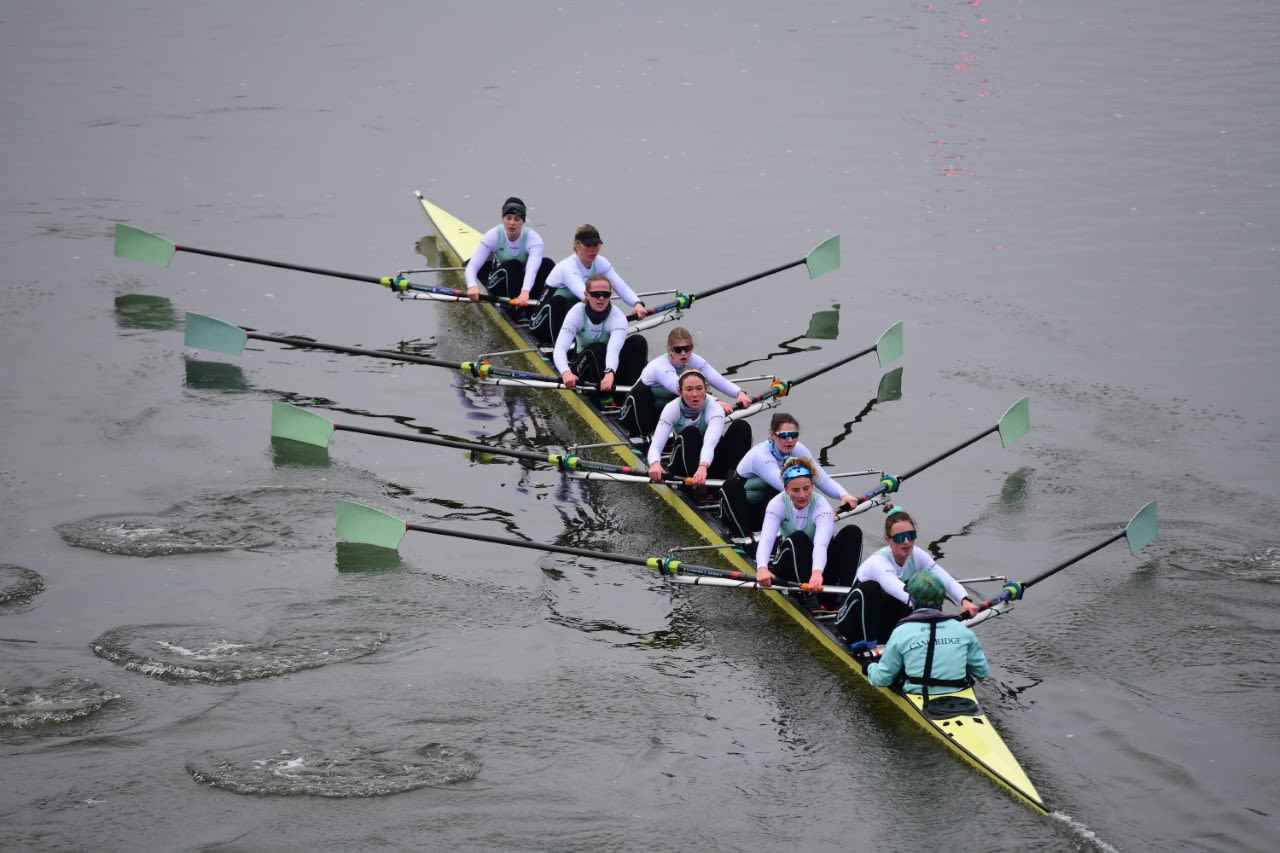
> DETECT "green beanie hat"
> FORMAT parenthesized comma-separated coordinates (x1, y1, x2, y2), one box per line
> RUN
(906, 572, 945, 609)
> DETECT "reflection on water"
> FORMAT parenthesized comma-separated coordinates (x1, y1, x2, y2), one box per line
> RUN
(186, 741, 480, 798)
(184, 356, 247, 391)
(113, 293, 176, 331)
(335, 541, 404, 573)
(271, 436, 331, 468)
(804, 307, 840, 340)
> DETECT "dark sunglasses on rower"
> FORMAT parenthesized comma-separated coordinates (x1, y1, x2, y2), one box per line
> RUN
(775, 430, 799, 440)
(670, 344, 693, 354)
(587, 290, 611, 299)
(891, 530, 918, 544)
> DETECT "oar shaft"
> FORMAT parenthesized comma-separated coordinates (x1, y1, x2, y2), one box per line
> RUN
(406, 523, 649, 567)
(786, 342, 876, 388)
(696, 258, 803, 300)
(178, 245, 385, 284)
(245, 331, 455, 369)
(401, 523, 744, 581)
(1023, 530, 1125, 590)
(643, 257, 808, 315)
(897, 425, 997, 484)
(333, 423, 550, 465)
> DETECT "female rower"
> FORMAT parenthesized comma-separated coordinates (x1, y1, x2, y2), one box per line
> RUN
(834, 508, 980, 646)
(866, 572, 989, 695)
(552, 274, 648, 405)
(464, 196, 554, 308)
(531, 224, 648, 345)
(752, 456, 862, 606)
(646, 369, 752, 490)
(720, 413, 861, 540)
(619, 326, 753, 437)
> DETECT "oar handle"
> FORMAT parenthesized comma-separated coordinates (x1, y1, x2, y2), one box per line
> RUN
(391, 277, 511, 305)
(548, 454, 645, 476)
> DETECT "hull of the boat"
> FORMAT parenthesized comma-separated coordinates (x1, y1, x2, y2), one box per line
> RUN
(415, 194, 1048, 815)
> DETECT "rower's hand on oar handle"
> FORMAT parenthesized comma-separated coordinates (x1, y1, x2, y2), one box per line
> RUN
(561, 371, 578, 389)
(839, 494, 862, 513)
(632, 301, 648, 319)
(803, 571, 824, 594)
(648, 461, 666, 483)
(755, 566, 775, 588)
(466, 285, 482, 302)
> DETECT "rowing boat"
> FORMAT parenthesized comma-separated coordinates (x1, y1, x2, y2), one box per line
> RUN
(410, 195, 1052, 814)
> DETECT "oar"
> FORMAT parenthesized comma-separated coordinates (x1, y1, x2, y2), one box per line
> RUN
(272, 403, 696, 485)
(731, 321, 903, 416)
(859, 396, 1031, 502)
(113, 224, 492, 303)
(184, 312, 601, 389)
(336, 500, 756, 583)
(628, 234, 840, 322)
(968, 500, 1158, 615)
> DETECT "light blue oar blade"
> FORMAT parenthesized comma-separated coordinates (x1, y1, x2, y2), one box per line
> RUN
(114, 224, 177, 267)
(271, 402, 335, 447)
(1124, 500, 1158, 556)
(876, 366, 903, 403)
(184, 312, 247, 355)
(803, 235, 840, 279)
(336, 501, 407, 550)
(997, 396, 1031, 448)
(874, 321, 904, 367)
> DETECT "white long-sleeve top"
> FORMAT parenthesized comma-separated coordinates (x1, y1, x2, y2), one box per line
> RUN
(733, 440, 849, 501)
(854, 546, 970, 607)
(552, 302, 629, 374)
(545, 253, 642, 307)
(637, 353, 743, 400)
(647, 397, 725, 467)
(755, 493, 836, 574)
(464, 225, 546, 294)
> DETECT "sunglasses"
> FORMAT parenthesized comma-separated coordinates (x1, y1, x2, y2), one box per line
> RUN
(586, 291, 612, 299)
(670, 344, 693, 354)
(890, 530, 918, 544)
(774, 431, 799, 440)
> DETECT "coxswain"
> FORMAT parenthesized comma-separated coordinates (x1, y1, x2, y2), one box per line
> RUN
(866, 571, 990, 699)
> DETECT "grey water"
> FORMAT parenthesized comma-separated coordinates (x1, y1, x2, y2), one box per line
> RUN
(2, 1, 1277, 850)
